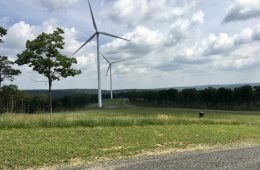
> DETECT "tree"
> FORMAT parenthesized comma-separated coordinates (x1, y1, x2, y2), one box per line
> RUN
(0, 56, 21, 88)
(181, 88, 197, 107)
(0, 27, 20, 88)
(0, 26, 7, 44)
(16, 28, 81, 114)
(0, 84, 19, 113)
(237, 86, 253, 106)
(254, 86, 260, 101)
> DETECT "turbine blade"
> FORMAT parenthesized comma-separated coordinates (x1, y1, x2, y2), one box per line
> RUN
(101, 53, 110, 64)
(105, 65, 111, 78)
(99, 32, 130, 41)
(112, 59, 128, 64)
(73, 33, 96, 55)
(88, 0, 97, 31)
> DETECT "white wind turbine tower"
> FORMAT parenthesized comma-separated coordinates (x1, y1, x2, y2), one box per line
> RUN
(102, 53, 128, 100)
(74, 0, 129, 108)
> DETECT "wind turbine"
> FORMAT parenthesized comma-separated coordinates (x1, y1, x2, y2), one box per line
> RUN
(102, 53, 127, 100)
(74, 0, 129, 108)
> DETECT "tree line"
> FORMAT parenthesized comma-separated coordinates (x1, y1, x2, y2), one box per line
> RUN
(113, 86, 260, 110)
(0, 84, 104, 113)
(1, 84, 260, 113)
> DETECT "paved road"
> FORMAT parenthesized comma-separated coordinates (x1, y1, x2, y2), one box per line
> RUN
(79, 146, 260, 170)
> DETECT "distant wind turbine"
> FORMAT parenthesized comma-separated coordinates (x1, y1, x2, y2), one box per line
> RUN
(102, 53, 128, 100)
(74, 0, 129, 108)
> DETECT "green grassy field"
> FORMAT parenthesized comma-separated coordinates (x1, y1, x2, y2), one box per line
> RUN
(0, 101, 260, 169)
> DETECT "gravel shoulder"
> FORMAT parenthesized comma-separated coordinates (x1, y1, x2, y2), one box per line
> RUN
(78, 146, 260, 170)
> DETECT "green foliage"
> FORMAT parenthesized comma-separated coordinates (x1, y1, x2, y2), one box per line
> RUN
(0, 85, 29, 113)
(0, 56, 21, 87)
(0, 86, 97, 114)
(16, 28, 81, 81)
(0, 26, 7, 44)
(126, 85, 260, 110)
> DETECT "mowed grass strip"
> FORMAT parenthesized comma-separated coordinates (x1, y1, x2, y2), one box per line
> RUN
(0, 125, 260, 169)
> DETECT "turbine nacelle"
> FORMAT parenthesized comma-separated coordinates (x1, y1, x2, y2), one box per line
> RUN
(101, 53, 128, 78)
(73, 0, 130, 56)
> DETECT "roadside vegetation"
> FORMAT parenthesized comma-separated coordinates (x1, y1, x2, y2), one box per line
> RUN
(0, 106, 260, 129)
(0, 104, 259, 169)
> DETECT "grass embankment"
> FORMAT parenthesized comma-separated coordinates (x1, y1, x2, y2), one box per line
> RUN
(0, 102, 260, 169)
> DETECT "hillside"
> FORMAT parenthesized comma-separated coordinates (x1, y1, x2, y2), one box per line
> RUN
(24, 82, 260, 99)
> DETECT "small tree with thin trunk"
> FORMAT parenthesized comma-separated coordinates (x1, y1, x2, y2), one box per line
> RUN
(16, 28, 81, 114)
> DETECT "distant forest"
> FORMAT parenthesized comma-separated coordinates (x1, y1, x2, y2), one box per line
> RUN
(123, 85, 260, 110)
(1, 85, 260, 113)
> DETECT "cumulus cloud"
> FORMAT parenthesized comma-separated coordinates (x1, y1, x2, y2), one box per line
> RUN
(103, 9, 204, 56)
(210, 44, 260, 70)
(4, 21, 35, 51)
(204, 33, 235, 55)
(35, 0, 81, 11)
(102, 26, 165, 59)
(223, 0, 260, 23)
(104, 0, 199, 26)
(1, 19, 58, 56)
(149, 23, 260, 73)
(192, 10, 205, 23)
(234, 28, 253, 44)
(168, 10, 204, 43)
(75, 53, 96, 71)
(101, 10, 205, 74)
(252, 23, 260, 40)
(204, 24, 260, 56)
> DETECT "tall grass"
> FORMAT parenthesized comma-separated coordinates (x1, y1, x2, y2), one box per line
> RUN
(0, 107, 259, 129)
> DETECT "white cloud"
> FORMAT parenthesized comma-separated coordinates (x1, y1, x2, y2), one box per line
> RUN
(75, 53, 96, 71)
(2, 19, 57, 56)
(168, 10, 204, 43)
(200, 24, 260, 72)
(210, 44, 260, 70)
(35, 0, 81, 11)
(252, 23, 260, 40)
(205, 24, 260, 56)
(192, 10, 205, 24)
(234, 28, 253, 44)
(105, 0, 199, 26)
(101, 11, 206, 74)
(4, 21, 35, 50)
(223, 0, 260, 23)
(102, 26, 166, 59)
(204, 33, 235, 55)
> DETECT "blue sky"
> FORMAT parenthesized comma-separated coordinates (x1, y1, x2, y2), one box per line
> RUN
(0, 0, 260, 89)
